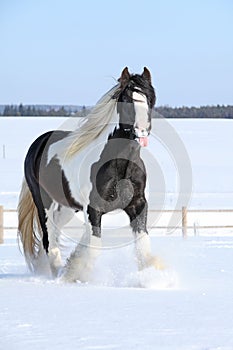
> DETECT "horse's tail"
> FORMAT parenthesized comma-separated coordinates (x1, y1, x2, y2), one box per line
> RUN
(17, 178, 42, 271)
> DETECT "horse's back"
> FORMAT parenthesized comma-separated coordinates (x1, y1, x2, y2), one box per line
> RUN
(24, 130, 70, 181)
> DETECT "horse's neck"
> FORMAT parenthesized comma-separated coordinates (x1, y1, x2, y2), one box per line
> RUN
(100, 127, 140, 161)
(111, 127, 136, 142)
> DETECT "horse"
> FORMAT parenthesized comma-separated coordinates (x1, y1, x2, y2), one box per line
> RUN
(18, 67, 163, 282)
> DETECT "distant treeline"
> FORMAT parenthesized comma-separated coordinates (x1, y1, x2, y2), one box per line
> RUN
(155, 105, 233, 119)
(1, 103, 233, 119)
(0, 104, 88, 117)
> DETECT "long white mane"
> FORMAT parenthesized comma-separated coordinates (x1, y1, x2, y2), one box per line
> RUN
(65, 84, 120, 158)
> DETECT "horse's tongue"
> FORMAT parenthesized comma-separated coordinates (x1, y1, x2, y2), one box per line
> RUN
(139, 137, 148, 147)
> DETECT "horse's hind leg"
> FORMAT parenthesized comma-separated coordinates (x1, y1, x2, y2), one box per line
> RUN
(46, 202, 74, 277)
(61, 206, 102, 283)
(26, 181, 74, 277)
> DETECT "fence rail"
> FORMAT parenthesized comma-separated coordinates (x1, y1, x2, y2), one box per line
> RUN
(1, 205, 233, 244)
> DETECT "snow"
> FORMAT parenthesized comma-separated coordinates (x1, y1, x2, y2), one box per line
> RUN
(0, 117, 233, 349)
(1, 235, 233, 349)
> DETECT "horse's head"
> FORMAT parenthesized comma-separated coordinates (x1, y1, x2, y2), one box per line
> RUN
(114, 67, 156, 147)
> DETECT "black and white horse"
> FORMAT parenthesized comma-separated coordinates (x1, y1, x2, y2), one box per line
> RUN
(18, 67, 163, 282)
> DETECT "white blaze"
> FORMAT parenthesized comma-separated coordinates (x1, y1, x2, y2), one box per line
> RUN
(132, 91, 149, 132)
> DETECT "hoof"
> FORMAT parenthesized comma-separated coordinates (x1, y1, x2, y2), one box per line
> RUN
(58, 273, 77, 284)
(138, 255, 167, 271)
(149, 256, 167, 270)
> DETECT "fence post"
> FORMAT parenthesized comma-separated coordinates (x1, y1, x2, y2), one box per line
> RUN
(0, 205, 4, 244)
(3, 145, 6, 159)
(182, 206, 187, 239)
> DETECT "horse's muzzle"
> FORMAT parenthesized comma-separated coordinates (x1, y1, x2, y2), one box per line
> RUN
(134, 128, 149, 147)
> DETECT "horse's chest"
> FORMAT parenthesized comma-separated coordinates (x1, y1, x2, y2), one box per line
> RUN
(88, 158, 135, 212)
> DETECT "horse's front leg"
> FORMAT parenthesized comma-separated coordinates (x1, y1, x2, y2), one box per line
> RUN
(124, 197, 165, 271)
(61, 206, 102, 283)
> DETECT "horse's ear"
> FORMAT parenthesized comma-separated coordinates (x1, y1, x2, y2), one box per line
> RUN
(118, 67, 130, 86)
(142, 67, 152, 84)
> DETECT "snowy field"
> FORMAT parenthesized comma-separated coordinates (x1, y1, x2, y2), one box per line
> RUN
(1, 117, 233, 209)
(0, 117, 233, 349)
(1, 234, 233, 350)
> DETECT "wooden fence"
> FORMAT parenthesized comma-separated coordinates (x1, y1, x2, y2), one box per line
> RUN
(1, 205, 233, 243)
(0, 205, 3, 244)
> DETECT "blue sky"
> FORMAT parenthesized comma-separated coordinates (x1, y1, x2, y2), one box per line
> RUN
(0, 0, 232, 106)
